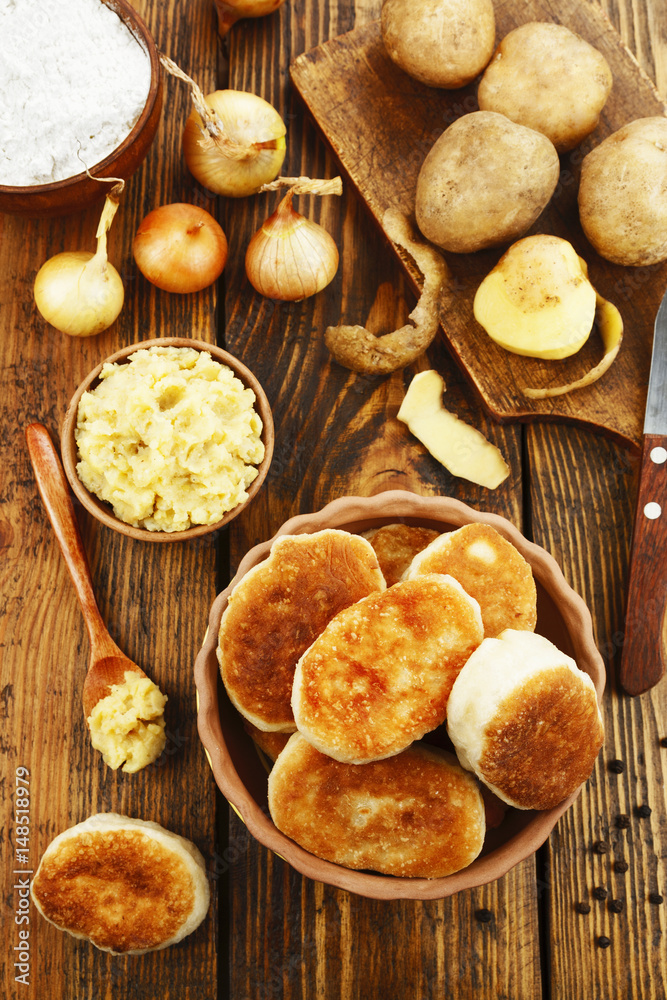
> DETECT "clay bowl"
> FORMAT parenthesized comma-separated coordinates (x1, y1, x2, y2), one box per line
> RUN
(0, 0, 162, 217)
(61, 337, 274, 543)
(195, 491, 605, 900)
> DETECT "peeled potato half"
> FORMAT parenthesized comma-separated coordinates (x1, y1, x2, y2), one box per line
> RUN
(473, 235, 596, 360)
(474, 234, 624, 397)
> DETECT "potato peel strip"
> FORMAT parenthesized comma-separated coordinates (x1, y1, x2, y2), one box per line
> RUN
(325, 209, 449, 374)
(398, 370, 510, 490)
(522, 292, 623, 399)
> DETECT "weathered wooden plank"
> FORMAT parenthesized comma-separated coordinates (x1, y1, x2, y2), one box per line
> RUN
(528, 422, 667, 999)
(222, 3, 541, 998)
(0, 2, 219, 997)
(527, 3, 667, 995)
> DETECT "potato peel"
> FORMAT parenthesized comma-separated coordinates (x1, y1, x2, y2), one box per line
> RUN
(398, 370, 510, 490)
(325, 209, 449, 375)
(522, 288, 624, 399)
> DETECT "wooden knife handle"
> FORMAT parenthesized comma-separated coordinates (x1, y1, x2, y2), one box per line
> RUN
(619, 433, 667, 696)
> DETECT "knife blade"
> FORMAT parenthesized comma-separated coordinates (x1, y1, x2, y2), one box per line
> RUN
(619, 285, 667, 696)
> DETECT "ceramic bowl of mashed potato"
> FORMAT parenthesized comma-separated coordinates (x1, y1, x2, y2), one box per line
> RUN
(61, 337, 274, 542)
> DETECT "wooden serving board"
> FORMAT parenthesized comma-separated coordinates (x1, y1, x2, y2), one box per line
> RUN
(290, 2, 667, 450)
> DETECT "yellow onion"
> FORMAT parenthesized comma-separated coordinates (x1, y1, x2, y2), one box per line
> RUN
(133, 203, 228, 293)
(182, 89, 286, 197)
(214, 0, 287, 36)
(34, 184, 124, 337)
(245, 177, 342, 301)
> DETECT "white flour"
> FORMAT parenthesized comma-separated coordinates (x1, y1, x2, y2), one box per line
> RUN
(0, 0, 152, 186)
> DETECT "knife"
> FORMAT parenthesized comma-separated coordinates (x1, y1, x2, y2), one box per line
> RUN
(619, 285, 667, 696)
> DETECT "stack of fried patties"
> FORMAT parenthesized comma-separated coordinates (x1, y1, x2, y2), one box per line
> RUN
(217, 522, 603, 879)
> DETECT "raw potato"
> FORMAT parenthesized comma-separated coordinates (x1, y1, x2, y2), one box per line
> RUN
(381, 0, 495, 90)
(473, 235, 597, 360)
(478, 22, 612, 153)
(397, 370, 510, 489)
(578, 117, 667, 266)
(415, 111, 560, 253)
(474, 235, 624, 398)
(522, 261, 624, 398)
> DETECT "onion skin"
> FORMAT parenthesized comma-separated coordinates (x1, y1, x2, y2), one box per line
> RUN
(214, 0, 287, 36)
(34, 251, 124, 337)
(245, 191, 339, 300)
(182, 90, 286, 197)
(133, 203, 228, 294)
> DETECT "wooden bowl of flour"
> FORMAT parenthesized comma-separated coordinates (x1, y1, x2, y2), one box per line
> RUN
(0, 0, 162, 217)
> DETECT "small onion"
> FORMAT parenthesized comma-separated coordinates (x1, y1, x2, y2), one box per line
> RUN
(133, 203, 228, 294)
(213, 0, 287, 36)
(34, 251, 124, 337)
(182, 90, 286, 197)
(245, 182, 340, 301)
(34, 184, 124, 337)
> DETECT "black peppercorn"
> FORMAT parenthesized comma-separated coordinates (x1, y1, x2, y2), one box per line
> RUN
(593, 886, 608, 900)
(597, 936, 611, 949)
(614, 860, 629, 874)
(637, 805, 652, 818)
(609, 899, 624, 913)
(475, 908, 493, 923)
(615, 814, 631, 829)
(608, 759, 625, 774)
(594, 840, 609, 854)
(575, 901, 591, 914)
(660, 737, 667, 749)
(649, 893, 664, 905)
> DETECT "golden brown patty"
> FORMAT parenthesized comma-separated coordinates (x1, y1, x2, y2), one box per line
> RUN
(447, 629, 604, 810)
(218, 529, 385, 731)
(292, 574, 483, 763)
(30, 814, 209, 954)
(364, 523, 439, 586)
(405, 522, 537, 637)
(243, 718, 290, 763)
(268, 734, 486, 878)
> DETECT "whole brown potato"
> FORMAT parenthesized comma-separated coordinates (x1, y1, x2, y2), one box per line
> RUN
(381, 0, 495, 90)
(415, 111, 561, 254)
(578, 117, 667, 266)
(478, 22, 612, 153)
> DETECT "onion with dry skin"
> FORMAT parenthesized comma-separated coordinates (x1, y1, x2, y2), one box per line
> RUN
(161, 55, 286, 197)
(325, 209, 449, 375)
(213, 0, 287, 37)
(34, 182, 124, 338)
(245, 176, 342, 300)
(133, 203, 228, 293)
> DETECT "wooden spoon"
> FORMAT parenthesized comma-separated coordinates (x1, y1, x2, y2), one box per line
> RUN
(25, 422, 148, 720)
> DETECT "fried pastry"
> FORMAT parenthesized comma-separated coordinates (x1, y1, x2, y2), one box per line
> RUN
(30, 813, 210, 954)
(363, 522, 440, 586)
(405, 522, 537, 637)
(447, 629, 604, 810)
(268, 734, 486, 878)
(218, 529, 385, 732)
(243, 718, 290, 762)
(292, 574, 483, 763)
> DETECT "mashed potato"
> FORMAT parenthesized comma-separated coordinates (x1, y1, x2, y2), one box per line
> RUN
(75, 346, 265, 531)
(87, 671, 167, 773)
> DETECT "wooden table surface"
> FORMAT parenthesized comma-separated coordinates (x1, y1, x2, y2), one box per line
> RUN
(2, 1, 666, 998)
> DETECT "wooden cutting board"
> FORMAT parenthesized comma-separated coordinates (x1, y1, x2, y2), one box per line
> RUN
(290, 2, 667, 450)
